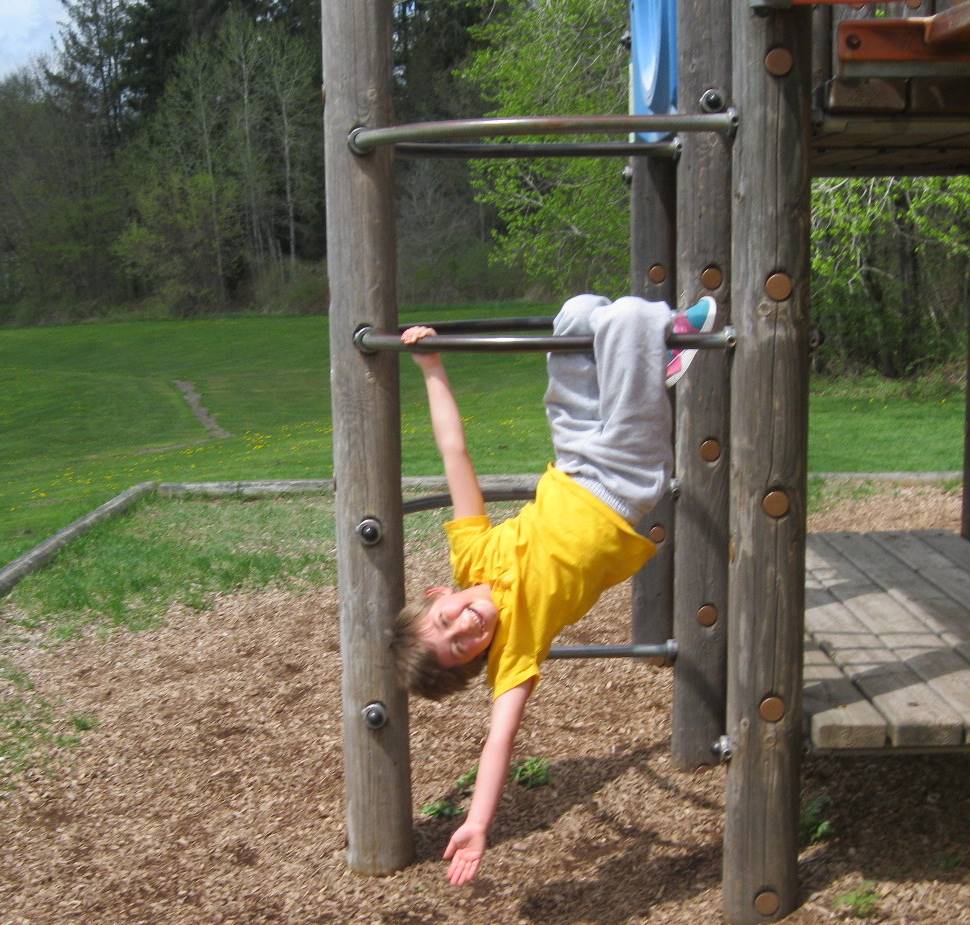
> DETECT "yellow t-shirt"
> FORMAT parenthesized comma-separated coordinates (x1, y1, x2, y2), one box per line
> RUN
(444, 465, 656, 699)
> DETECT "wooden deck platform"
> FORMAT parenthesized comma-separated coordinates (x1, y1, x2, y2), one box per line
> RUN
(804, 531, 970, 753)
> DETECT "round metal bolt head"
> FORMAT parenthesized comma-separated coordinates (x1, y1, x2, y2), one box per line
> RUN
(701, 265, 723, 290)
(759, 696, 786, 723)
(845, 33, 862, 51)
(361, 701, 388, 729)
(648, 264, 667, 284)
(697, 604, 718, 627)
(754, 890, 781, 917)
(711, 735, 732, 762)
(762, 490, 790, 519)
(700, 438, 721, 462)
(699, 88, 725, 113)
(764, 47, 793, 77)
(765, 272, 793, 301)
(356, 517, 384, 546)
(649, 524, 666, 544)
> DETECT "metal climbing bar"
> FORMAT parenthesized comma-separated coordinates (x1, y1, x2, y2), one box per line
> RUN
(395, 141, 680, 160)
(355, 325, 737, 355)
(403, 487, 536, 515)
(348, 113, 737, 154)
(548, 641, 678, 660)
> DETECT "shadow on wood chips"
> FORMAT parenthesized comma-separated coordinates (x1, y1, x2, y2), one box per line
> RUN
(0, 482, 968, 924)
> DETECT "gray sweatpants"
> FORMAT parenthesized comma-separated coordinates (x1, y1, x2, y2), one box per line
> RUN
(544, 294, 673, 524)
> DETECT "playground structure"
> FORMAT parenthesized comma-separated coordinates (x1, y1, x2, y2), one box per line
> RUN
(321, 2, 970, 923)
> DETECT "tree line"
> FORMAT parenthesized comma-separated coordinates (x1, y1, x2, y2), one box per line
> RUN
(1, 0, 968, 376)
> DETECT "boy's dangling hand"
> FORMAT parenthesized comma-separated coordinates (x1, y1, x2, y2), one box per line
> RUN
(443, 821, 487, 886)
(400, 325, 441, 370)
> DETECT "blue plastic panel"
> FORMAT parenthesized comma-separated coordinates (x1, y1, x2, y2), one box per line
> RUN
(630, 0, 678, 141)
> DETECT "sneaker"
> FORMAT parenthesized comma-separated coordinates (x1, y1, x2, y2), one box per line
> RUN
(665, 296, 718, 387)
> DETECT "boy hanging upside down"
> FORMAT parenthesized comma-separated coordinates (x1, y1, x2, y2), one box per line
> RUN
(391, 293, 717, 886)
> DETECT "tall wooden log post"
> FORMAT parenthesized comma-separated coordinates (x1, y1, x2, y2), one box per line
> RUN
(322, 0, 413, 875)
(960, 306, 970, 540)
(723, 2, 812, 922)
(671, 0, 733, 769)
(631, 154, 677, 654)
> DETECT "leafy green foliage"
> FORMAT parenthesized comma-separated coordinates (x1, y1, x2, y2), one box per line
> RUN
(800, 792, 836, 846)
(460, 0, 631, 296)
(420, 799, 463, 820)
(835, 881, 880, 918)
(456, 764, 479, 794)
(812, 176, 970, 376)
(510, 756, 551, 789)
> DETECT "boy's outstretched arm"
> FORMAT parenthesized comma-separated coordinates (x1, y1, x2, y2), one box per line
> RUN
(443, 679, 533, 886)
(402, 326, 484, 519)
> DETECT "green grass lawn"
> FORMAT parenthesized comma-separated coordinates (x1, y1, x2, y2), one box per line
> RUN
(1, 306, 966, 567)
(1, 307, 966, 785)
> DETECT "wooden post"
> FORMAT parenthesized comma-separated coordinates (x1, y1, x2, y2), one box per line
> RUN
(631, 155, 677, 653)
(322, 0, 413, 874)
(671, 0, 733, 769)
(723, 1, 811, 922)
(960, 312, 970, 540)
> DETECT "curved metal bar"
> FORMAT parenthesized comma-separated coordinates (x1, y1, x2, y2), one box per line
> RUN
(349, 112, 738, 154)
(548, 640, 678, 661)
(355, 325, 737, 354)
(394, 141, 679, 160)
(403, 488, 536, 515)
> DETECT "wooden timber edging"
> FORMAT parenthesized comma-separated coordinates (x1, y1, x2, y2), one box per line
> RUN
(0, 475, 541, 598)
(0, 470, 957, 598)
(0, 482, 158, 597)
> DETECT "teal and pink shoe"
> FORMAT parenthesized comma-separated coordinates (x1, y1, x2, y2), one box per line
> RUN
(665, 296, 718, 387)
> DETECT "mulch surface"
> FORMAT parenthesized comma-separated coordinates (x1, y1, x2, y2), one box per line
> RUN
(2, 482, 969, 924)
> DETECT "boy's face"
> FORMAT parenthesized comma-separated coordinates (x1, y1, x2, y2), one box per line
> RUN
(419, 587, 498, 668)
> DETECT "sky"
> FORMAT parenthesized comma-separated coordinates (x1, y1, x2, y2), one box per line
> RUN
(0, 0, 64, 79)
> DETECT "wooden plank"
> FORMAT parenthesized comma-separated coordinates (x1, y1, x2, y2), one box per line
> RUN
(808, 536, 966, 746)
(323, 0, 413, 875)
(671, 0, 732, 769)
(909, 77, 970, 113)
(724, 4, 812, 921)
(803, 640, 888, 750)
(918, 529, 970, 572)
(864, 532, 970, 638)
(821, 76, 908, 112)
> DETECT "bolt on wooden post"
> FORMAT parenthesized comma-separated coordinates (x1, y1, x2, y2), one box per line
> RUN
(322, 0, 413, 875)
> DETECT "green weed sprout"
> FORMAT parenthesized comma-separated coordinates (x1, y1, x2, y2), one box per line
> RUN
(420, 800, 462, 820)
(835, 881, 879, 918)
(71, 714, 98, 732)
(510, 756, 550, 789)
(800, 792, 836, 846)
(456, 764, 478, 794)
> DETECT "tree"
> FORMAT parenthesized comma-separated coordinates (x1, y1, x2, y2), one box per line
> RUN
(262, 22, 319, 273)
(458, 0, 630, 296)
(812, 176, 970, 375)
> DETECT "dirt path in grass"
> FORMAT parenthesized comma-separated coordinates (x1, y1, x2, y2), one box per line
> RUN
(1, 482, 968, 924)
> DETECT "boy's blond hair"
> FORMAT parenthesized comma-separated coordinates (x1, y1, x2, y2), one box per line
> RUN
(391, 597, 487, 701)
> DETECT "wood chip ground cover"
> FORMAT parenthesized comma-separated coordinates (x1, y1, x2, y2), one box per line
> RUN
(1, 482, 968, 924)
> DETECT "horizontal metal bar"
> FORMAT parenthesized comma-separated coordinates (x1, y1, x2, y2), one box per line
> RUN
(394, 141, 679, 160)
(398, 316, 554, 334)
(403, 487, 536, 514)
(547, 640, 678, 661)
(355, 326, 737, 354)
(349, 113, 738, 154)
